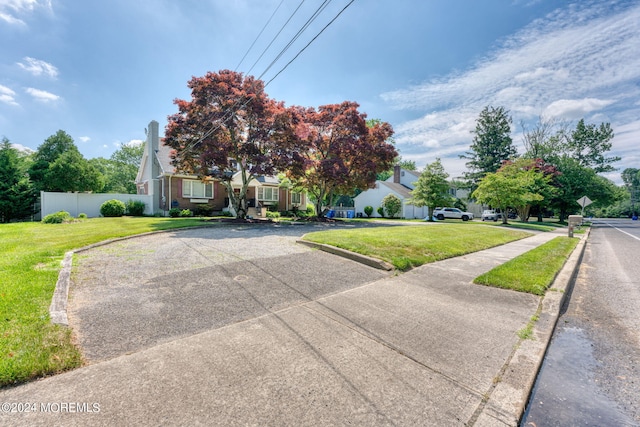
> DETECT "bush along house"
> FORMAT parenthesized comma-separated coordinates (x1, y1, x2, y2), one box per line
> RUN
(135, 120, 306, 217)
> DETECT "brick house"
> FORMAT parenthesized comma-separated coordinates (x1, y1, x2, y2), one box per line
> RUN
(135, 120, 306, 216)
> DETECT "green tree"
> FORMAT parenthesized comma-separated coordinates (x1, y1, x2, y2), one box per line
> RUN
(496, 159, 550, 222)
(408, 158, 453, 221)
(46, 149, 104, 192)
(567, 119, 619, 173)
(0, 138, 36, 222)
(90, 143, 144, 193)
(29, 130, 76, 191)
(472, 161, 545, 224)
(461, 106, 517, 187)
(381, 193, 402, 218)
(550, 156, 618, 221)
(622, 168, 640, 216)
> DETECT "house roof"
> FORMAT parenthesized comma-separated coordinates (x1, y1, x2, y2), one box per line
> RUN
(156, 141, 176, 174)
(379, 181, 413, 199)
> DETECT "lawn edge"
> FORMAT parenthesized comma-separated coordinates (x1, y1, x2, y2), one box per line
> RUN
(478, 227, 590, 425)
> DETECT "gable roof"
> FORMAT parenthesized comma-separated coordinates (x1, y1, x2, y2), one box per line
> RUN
(379, 181, 413, 199)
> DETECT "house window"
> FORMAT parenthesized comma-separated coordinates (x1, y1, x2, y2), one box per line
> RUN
(257, 187, 279, 203)
(182, 180, 214, 198)
(291, 192, 301, 205)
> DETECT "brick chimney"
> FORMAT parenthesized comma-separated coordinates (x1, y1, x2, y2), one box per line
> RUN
(393, 165, 401, 183)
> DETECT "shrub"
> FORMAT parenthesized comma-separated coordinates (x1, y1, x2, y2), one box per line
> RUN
(381, 193, 402, 218)
(193, 205, 213, 217)
(126, 199, 146, 216)
(42, 211, 72, 224)
(266, 211, 280, 219)
(180, 209, 192, 217)
(100, 199, 126, 217)
(364, 206, 373, 217)
(168, 208, 181, 218)
(77, 213, 88, 219)
(377, 206, 385, 217)
(306, 204, 315, 216)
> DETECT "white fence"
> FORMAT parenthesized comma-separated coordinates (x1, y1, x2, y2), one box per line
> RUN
(40, 192, 154, 218)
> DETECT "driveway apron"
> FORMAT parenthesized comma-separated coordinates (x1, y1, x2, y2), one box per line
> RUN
(68, 224, 392, 362)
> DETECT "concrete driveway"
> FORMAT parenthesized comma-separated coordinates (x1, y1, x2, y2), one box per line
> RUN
(0, 223, 580, 426)
(68, 224, 392, 362)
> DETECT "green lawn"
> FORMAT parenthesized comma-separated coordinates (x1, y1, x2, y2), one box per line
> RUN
(0, 217, 208, 387)
(474, 236, 579, 295)
(302, 223, 532, 271)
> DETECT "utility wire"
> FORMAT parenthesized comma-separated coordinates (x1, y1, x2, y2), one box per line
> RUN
(180, 0, 355, 156)
(246, 0, 307, 76)
(234, 0, 286, 72)
(265, 0, 354, 87)
(257, 0, 332, 80)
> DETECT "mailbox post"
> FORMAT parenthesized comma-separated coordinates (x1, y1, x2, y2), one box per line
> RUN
(568, 215, 583, 238)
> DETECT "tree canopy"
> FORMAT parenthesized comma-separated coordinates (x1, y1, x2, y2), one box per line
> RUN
(472, 159, 547, 224)
(288, 101, 396, 217)
(165, 70, 299, 218)
(90, 142, 144, 193)
(461, 106, 517, 187)
(0, 138, 36, 222)
(408, 158, 452, 221)
(29, 130, 103, 193)
(567, 119, 619, 173)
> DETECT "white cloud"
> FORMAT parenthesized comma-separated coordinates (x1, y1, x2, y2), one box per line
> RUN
(0, 84, 19, 106)
(542, 98, 615, 120)
(17, 57, 58, 78)
(11, 142, 34, 153)
(25, 87, 59, 102)
(78, 136, 91, 143)
(0, 0, 51, 26)
(380, 1, 640, 183)
(0, 11, 24, 25)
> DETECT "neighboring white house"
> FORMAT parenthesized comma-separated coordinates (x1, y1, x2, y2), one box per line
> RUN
(354, 166, 428, 219)
(354, 166, 482, 219)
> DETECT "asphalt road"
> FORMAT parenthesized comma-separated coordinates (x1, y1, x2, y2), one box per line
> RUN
(522, 219, 640, 426)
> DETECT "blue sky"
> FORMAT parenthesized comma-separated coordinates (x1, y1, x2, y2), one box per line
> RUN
(1, 0, 638, 185)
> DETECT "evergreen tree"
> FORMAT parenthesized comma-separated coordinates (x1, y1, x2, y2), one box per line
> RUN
(461, 106, 517, 187)
(0, 138, 36, 222)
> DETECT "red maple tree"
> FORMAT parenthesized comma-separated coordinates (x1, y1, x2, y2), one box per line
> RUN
(164, 70, 299, 218)
(287, 102, 397, 217)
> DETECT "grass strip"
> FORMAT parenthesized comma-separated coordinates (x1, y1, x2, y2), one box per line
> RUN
(474, 236, 579, 295)
(302, 224, 531, 271)
(0, 217, 208, 387)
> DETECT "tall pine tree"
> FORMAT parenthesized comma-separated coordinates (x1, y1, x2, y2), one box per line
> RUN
(0, 138, 36, 222)
(461, 106, 517, 188)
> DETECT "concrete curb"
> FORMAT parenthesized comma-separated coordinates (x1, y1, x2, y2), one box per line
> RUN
(476, 228, 591, 426)
(296, 239, 395, 271)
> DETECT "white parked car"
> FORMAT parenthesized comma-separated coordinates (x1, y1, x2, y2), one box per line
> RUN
(433, 207, 474, 221)
(481, 210, 502, 221)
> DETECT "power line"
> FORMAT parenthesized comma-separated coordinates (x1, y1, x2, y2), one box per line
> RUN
(234, 0, 286, 72)
(258, 0, 332, 80)
(245, 0, 307, 76)
(178, 0, 356, 155)
(265, 0, 355, 87)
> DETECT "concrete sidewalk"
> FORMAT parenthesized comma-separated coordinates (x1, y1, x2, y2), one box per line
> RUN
(0, 226, 585, 426)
